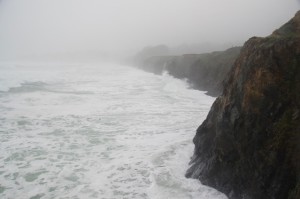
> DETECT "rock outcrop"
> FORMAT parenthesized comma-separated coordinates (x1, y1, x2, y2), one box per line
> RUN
(138, 47, 241, 96)
(186, 11, 300, 199)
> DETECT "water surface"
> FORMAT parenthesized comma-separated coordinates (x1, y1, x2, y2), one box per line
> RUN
(0, 63, 226, 199)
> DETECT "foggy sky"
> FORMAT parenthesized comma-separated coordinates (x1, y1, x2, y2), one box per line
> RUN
(0, 0, 299, 60)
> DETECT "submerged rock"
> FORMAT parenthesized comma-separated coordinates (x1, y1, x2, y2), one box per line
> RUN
(186, 11, 300, 199)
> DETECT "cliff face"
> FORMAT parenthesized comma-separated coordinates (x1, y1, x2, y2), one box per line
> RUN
(139, 47, 241, 96)
(167, 47, 241, 96)
(186, 11, 300, 199)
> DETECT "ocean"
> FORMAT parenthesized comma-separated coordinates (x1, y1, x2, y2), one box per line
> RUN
(0, 63, 226, 199)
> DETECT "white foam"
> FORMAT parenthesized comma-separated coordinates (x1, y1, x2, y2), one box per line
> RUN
(0, 63, 226, 199)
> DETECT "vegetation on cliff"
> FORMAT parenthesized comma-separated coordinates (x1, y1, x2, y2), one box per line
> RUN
(186, 11, 300, 199)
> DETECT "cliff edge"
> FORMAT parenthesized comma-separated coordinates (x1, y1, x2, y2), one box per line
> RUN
(186, 11, 300, 199)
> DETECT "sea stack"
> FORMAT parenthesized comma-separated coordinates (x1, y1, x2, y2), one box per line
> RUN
(186, 11, 300, 199)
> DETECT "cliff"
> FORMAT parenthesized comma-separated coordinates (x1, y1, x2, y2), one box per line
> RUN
(138, 47, 241, 96)
(186, 11, 300, 199)
(166, 47, 241, 96)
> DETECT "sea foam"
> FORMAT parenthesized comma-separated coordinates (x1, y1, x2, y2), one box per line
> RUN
(0, 63, 226, 199)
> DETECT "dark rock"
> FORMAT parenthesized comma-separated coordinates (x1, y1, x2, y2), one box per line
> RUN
(186, 11, 300, 199)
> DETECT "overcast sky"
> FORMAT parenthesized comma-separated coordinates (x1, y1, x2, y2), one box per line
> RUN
(0, 0, 299, 60)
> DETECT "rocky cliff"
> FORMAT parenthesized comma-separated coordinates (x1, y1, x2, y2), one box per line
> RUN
(186, 11, 300, 199)
(139, 47, 241, 96)
(167, 47, 241, 96)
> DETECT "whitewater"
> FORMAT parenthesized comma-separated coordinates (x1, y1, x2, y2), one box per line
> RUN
(0, 63, 227, 199)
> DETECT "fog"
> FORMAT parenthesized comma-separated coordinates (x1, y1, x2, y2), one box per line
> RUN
(0, 0, 299, 61)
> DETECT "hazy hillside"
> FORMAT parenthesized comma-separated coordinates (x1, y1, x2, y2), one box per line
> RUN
(136, 47, 241, 96)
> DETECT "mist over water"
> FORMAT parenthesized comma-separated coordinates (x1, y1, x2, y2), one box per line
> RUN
(0, 0, 299, 60)
(0, 63, 226, 199)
